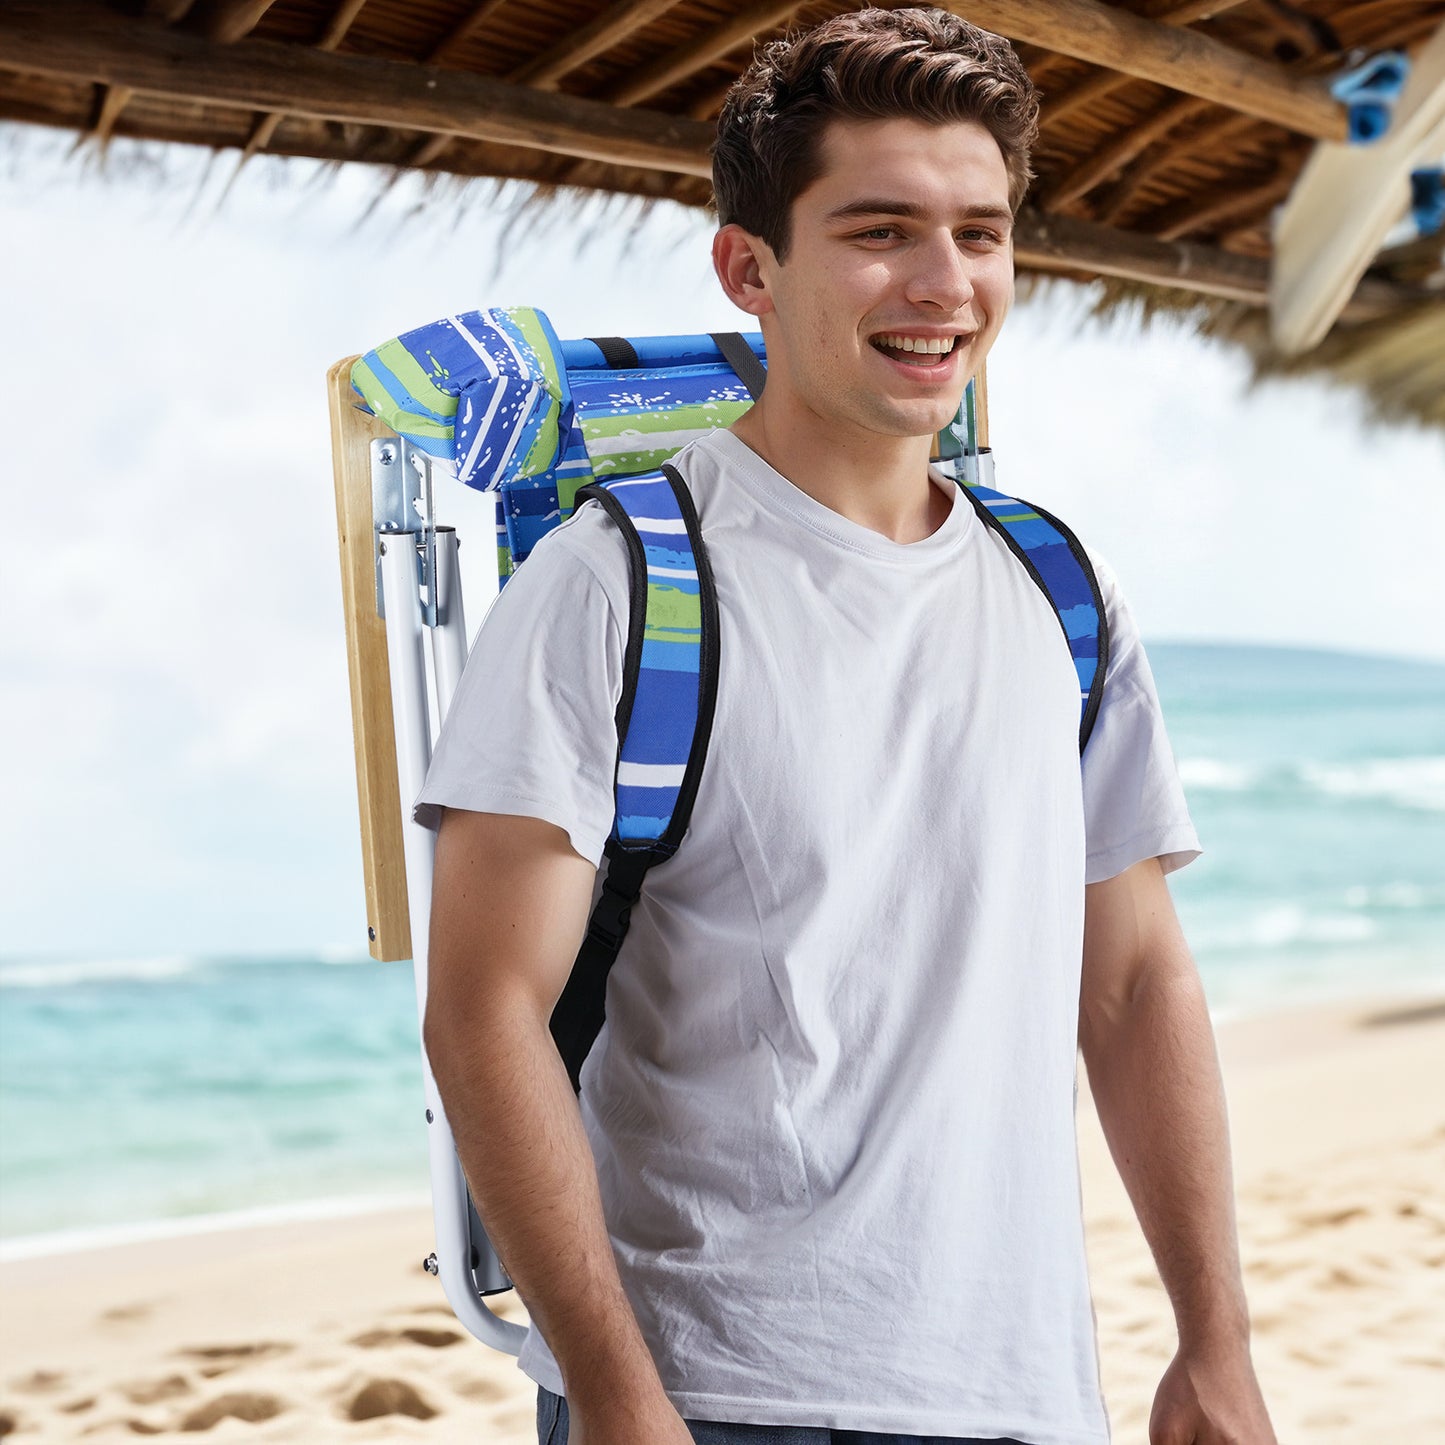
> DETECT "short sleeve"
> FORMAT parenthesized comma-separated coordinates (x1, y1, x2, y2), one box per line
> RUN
(414, 505, 630, 868)
(1081, 556, 1201, 884)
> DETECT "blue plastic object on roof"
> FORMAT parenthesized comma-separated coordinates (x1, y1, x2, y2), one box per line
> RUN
(1330, 51, 1411, 144)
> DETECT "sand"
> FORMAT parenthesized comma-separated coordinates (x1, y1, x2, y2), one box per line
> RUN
(2, 997, 1442, 1442)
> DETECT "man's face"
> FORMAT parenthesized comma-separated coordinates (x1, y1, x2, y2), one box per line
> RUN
(747, 116, 1016, 444)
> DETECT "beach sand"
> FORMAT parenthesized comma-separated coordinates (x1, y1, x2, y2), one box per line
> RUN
(3, 998, 1442, 1442)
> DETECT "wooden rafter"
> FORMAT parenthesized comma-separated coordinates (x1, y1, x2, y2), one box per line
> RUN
(405, 0, 518, 173)
(85, 0, 200, 147)
(1079, 3, 1443, 229)
(240, 0, 372, 161)
(181, 0, 281, 45)
(1094, 111, 1257, 223)
(1044, 94, 1213, 209)
(1013, 207, 1412, 318)
(941, 0, 1346, 140)
(424, 0, 515, 66)
(603, 0, 802, 107)
(1149, 168, 1297, 240)
(509, 0, 683, 90)
(1040, 0, 1250, 133)
(0, 0, 716, 177)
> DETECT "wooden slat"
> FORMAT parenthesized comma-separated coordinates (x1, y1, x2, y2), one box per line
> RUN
(1013, 207, 1413, 318)
(510, 0, 684, 89)
(0, 0, 716, 178)
(327, 357, 412, 963)
(943, 0, 1347, 140)
(239, 0, 371, 160)
(604, 0, 801, 106)
(1045, 94, 1212, 209)
(1040, 0, 1250, 133)
(182, 0, 281, 44)
(974, 361, 991, 450)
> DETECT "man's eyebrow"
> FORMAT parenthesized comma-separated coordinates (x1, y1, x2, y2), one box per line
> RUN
(823, 198, 1014, 226)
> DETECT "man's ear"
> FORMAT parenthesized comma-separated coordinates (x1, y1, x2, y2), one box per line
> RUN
(712, 224, 775, 318)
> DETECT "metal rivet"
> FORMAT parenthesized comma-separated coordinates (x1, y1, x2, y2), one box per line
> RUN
(367, 926, 376, 941)
(425, 1109, 434, 1124)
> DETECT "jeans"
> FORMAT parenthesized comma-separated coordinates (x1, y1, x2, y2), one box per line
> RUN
(537, 1387, 1030, 1444)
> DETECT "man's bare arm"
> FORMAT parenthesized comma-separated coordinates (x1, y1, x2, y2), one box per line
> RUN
(423, 808, 691, 1443)
(1080, 857, 1276, 1445)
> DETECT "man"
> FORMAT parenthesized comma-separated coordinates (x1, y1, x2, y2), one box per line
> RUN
(420, 9, 1277, 1444)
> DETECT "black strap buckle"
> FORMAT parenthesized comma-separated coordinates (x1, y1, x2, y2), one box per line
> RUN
(586, 873, 636, 951)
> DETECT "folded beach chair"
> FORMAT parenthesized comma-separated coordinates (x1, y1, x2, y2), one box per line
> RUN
(327, 308, 1098, 1353)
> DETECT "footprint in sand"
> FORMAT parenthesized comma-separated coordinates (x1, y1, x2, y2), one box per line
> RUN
(175, 1342, 292, 1379)
(350, 1326, 465, 1350)
(345, 1378, 437, 1422)
(8, 1370, 66, 1395)
(124, 1374, 193, 1405)
(178, 1391, 286, 1431)
(0, 1410, 16, 1438)
(100, 1302, 153, 1324)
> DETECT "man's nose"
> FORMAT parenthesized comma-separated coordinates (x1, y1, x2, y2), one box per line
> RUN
(904, 233, 975, 313)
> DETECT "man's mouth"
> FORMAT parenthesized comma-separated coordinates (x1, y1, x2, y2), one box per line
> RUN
(870, 333, 961, 367)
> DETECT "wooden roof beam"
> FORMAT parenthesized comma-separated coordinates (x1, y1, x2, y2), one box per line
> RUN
(240, 0, 372, 161)
(1041, 0, 1249, 132)
(603, 0, 802, 107)
(1013, 207, 1413, 319)
(509, 0, 684, 90)
(0, 0, 715, 177)
(424, 0, 514, 67)
(1149, 169, 1297, 240)
(181, 0, 281, 45)
(943, 0, 1347, 140)
(1093, 110, 1256, 224)
(1044, 93, 1212, 209)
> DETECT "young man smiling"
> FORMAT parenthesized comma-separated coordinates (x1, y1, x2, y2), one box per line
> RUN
(420, 9, 1277, 1444)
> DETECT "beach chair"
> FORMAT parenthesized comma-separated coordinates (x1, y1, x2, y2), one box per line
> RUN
(327, 308, 991, 1353)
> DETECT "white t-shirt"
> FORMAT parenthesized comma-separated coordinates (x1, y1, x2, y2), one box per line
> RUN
(418, 429, 1199, 1444)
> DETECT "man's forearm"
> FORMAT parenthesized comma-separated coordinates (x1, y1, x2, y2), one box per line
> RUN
(1081, 956, 1249, 1347)
(426, 991, 667, 1413)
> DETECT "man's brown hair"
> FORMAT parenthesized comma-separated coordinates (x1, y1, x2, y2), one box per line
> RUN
(713, 7, 1039, 260)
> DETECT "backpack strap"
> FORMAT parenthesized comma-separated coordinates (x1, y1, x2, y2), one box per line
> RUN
(958, 480, 1111, 752)
(710, 331, 768, 400)
(549, 461, 719, 1091)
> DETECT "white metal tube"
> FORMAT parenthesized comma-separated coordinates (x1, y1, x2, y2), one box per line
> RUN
(380, 533, 526, 1356)
(431, 528, 469, 719)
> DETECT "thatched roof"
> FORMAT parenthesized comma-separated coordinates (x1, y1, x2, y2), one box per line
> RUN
(2, 0, 1441, 426)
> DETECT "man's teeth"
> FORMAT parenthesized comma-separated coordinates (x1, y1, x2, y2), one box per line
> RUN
(875, 334, 956, 354)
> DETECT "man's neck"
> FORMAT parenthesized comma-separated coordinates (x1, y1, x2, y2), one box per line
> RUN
(729, 401, 947, 544)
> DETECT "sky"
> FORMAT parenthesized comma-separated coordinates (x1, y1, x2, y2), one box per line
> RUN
(2, 125, 1442, 961)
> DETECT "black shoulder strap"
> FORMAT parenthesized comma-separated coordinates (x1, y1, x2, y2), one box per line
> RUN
(549, 465, 719, 1092)
(587, 335, 641, 369)
(710, 331, 767, 401)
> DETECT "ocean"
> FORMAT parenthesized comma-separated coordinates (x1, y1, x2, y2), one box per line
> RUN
(2, 643, 1441, 1248)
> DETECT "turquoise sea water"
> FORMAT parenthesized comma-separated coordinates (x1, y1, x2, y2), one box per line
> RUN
(2, 644, 1441, 1243)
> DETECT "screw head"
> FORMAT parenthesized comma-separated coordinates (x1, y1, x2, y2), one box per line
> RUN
(423, 1253, 439, 1276)
(378, 444, 396, 465)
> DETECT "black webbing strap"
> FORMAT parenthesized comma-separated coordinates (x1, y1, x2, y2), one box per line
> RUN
(587, 335, 641, 369)
(710, 331, 767, 401)
(550, 846, 656, 1093)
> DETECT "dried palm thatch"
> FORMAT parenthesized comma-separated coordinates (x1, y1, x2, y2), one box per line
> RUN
(0, 0, 1441, 426)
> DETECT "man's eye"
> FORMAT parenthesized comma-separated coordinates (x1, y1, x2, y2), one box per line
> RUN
(858, 226, 897, 241)
(959, 228, 1003, 245)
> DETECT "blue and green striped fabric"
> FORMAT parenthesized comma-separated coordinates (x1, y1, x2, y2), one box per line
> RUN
(960, 479, 1105, 744)
(592, 472, 708, 847)
(351, 307, 761, 585)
